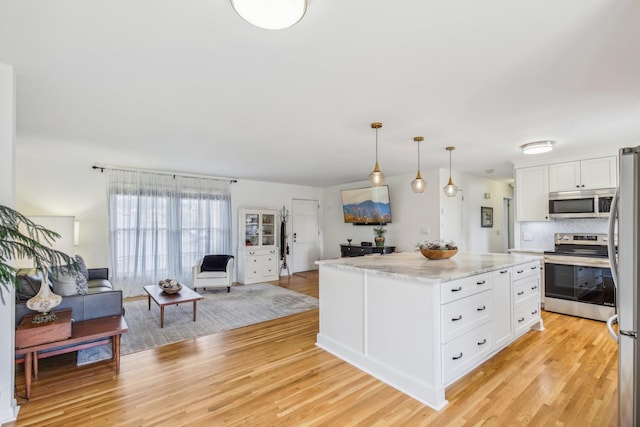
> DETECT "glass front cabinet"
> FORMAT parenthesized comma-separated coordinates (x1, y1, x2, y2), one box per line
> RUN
(238, 208, 279, 284)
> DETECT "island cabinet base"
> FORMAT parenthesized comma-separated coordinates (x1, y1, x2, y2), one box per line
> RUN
(316, 255, 543, 410)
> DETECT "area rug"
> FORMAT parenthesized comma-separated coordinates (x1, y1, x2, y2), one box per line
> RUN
(77, 283, 318, 364)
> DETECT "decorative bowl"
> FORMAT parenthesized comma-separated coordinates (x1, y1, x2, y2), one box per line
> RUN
(420, 248, 458, 260)
(158, 279, 182, 294)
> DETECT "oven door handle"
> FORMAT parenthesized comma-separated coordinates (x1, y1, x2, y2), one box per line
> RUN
(606, 314, 619, 343)
(544, 257, 610, 268)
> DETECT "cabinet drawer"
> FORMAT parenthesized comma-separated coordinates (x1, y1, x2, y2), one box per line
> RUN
(441, 291, 491, 343)
(513, 275, 540, 305)
(442, 323, 492, 385)
(513, 297, 540, 336)
(513, 261, 540, 280)
(441, 272, 492, 304)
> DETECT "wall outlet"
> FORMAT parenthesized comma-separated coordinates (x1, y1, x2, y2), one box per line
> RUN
(420, 228, 430, 235)
(523, 233, 533, 241)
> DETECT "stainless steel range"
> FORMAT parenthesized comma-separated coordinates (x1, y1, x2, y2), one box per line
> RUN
(544, 233, 616, 321)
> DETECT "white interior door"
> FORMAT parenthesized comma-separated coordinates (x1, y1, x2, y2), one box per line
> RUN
(291, 199, 319, 273)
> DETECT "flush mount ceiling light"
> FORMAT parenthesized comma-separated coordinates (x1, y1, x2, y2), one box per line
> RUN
(369, 122, 385, 187)
(231, 0, 307, 30)
(411, 136, 426, 193)
(520, 140, 555, 155)
(443, 146, 459, 197)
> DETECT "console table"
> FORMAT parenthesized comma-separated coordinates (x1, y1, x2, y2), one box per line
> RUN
(340, 244, 396, 257)
(15, 311, 128, 399)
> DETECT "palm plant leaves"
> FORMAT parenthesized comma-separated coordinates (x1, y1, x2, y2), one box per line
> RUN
(0, 205, 78, 304)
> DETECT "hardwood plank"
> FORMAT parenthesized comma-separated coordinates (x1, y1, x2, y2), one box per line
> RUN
(9, 270, 618, 426)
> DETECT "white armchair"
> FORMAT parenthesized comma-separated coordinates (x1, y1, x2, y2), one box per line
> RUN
(192, 255, 234, 292)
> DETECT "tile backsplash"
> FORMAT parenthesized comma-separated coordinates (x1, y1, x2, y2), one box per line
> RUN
(519, 218, 610, 250)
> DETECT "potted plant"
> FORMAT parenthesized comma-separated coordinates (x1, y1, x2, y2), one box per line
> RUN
(373, 226, 386, 247)
(0, 205, 77, 305)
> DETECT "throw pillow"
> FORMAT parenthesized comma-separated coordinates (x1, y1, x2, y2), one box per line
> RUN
(75, 255, 89, 295)
(49, 270, 79, 297)
(75, 255, 89, 280)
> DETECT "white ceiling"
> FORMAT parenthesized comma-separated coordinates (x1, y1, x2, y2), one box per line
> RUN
(1, 0, 639, 187)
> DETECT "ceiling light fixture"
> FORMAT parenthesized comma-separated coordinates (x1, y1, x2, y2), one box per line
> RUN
(230, 0, 307, 30)
(368, 122, 385, 187)
(520, 140, 554, 155)
(411, 136, 426, 193)
(443, 146, 459, 197)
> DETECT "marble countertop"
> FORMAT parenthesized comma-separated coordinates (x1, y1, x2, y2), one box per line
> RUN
(316, 251, 541, 284)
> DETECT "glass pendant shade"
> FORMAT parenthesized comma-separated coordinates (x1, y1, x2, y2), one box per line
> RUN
(443, 146, 459, 197)
(411, 136, 426, 193)
(369, 122, 385, 187)
(231, 0, 307, 30)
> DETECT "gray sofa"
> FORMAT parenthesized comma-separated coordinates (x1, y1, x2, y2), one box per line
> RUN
(15, 268, 123, 327)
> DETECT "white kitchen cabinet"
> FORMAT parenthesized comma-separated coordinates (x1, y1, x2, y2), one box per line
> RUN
(316, 256, 544, 410)
(515, 165, 549, 222)
(512, 260, 541, 338)
(549, 156, 617, 192)
(491, 268, 512, 351)
(238, 208, 279, 284)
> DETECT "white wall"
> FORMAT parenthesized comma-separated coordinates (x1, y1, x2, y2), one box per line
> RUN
(15, 156, 323, 278)
(0, 62, 19, 423)
(321, 168, 513, 258)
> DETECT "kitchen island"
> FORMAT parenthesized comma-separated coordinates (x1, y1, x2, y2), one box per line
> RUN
(315, 252, 544, 410)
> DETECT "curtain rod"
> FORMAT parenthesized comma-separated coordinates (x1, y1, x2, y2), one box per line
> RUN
(91, 164, 238, 183)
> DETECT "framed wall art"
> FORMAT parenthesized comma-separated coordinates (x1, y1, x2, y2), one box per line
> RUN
(481, 206, 493, 228)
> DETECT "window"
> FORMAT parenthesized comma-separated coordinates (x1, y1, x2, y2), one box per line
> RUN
(107, 170, 231, 297)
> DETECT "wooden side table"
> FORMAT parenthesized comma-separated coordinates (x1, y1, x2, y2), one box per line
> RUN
(15, 312, 128, 399)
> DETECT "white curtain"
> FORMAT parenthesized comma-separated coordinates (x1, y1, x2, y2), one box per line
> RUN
(106, 169, 232, 297)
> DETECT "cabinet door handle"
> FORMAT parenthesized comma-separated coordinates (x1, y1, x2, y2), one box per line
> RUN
(476, 305, 486, 311)
(516, 270, 524, 274)
(531, 286, 538, 290)
(477, 338, 487, 346)
(500, 270, 508, 274)
(476, 280, 486, 285)
(451, 315, 463, 321)
(452, 352, 463, 360)
(531, 266, 538, 270)
(517, 291, 525, 296)
(518, 317, 525, 323)
(531, 309, 539, 315)
(451, 286, 462, 292)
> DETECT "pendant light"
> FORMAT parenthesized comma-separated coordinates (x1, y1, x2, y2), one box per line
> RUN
(443, 146, 459, 197)
(369, 122, 385, 187)
(411, 136, 426, 193)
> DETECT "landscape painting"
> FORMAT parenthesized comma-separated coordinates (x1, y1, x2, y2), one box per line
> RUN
(341, 186, 392, 224)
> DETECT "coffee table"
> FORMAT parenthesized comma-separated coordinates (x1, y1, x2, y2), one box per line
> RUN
(143, 284, 204, 328)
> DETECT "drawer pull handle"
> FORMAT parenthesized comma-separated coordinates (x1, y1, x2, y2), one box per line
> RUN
(451, 286, 462, 292)
(531, 266, 538, 270)
(531, 310, 538, 315)
(476, 305, 486, 311)
(452, 315, 463, 321)
(517, 270, 524, 274)
(517, 291, 525, 296)
(476, 280, 486, 285)
(477, 338, 487, 346)
(500, 269, 508, 274)
(518, 317, 525, 323)
(452, 352, 463, 360)
(531, 286, 538, 290)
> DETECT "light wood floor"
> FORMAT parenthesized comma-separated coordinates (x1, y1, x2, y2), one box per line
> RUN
(9, 270, 619, 426)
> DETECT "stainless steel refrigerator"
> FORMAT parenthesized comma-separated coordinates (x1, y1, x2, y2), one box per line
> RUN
(607, 146, 640, 426)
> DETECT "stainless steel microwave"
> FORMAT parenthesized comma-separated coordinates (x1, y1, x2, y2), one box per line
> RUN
(548, 189, 616, 218)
